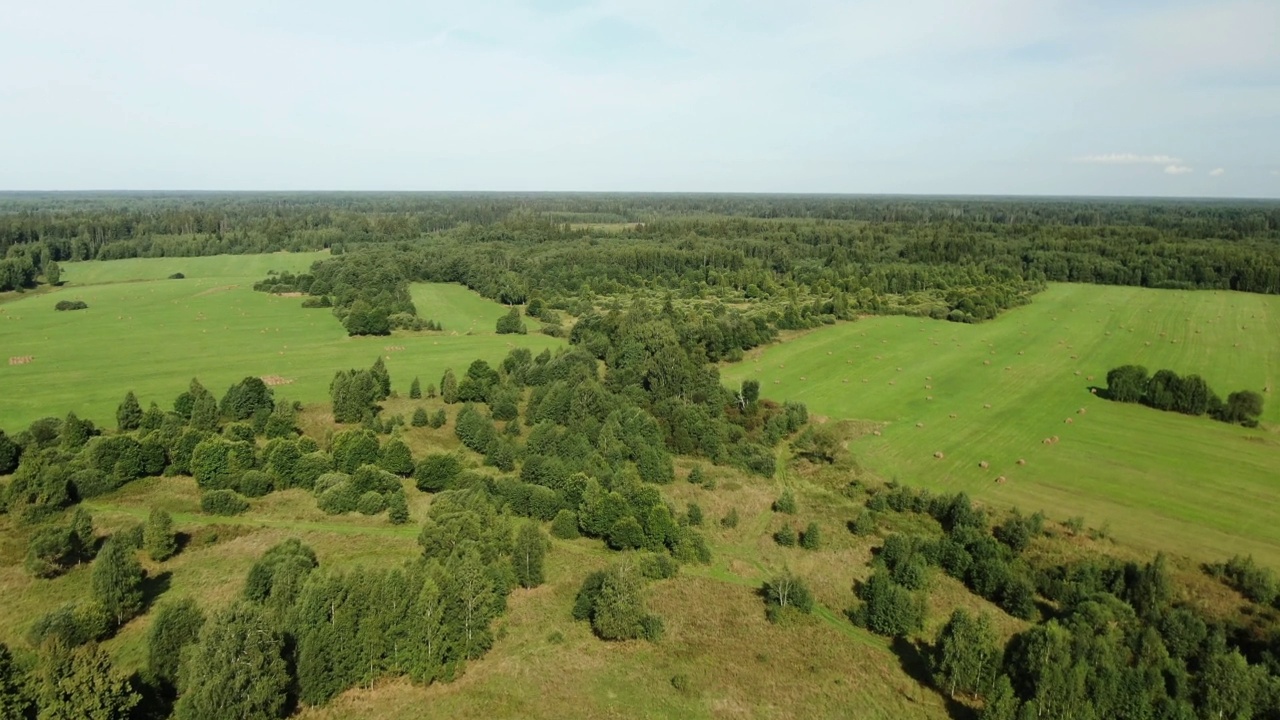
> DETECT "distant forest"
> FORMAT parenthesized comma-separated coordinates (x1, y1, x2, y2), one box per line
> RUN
(4, 193, 1280, 330)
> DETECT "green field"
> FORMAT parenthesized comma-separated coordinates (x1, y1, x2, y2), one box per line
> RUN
(723, 283, 1280, 565)
(0, 254, 562, 430)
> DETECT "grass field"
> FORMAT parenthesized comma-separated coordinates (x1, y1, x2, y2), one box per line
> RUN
(0, 254, 562, 431)
(723, 283, 1280, 566)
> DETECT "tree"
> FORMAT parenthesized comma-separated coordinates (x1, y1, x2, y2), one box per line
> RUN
(44, 260, 61, 286)
(414, 453, 461, 492)
(800, 521, 821, 549)
(377, 437, 414, 476)
(586, 564, 656, 641)
(219, 377, 274, 422)
(387, 491, 410, 524)
(764, 570, 814, 622)
(773, 489, 797, 514)
(513, 522, 547, 589)
(174, 602, 290, 720)
(0, 642, 29, 719)
(741, 379, 760, 405)
(26, 526, 79, 578)
(36, 641, 139, 720)
(774, 524, 797, 547)
(932, 609, 1000, 700)
(0, 429, 19, 475)
(854, 570, 925, 637)
(146, 598, 205, 688)
(440, 368, 459, 404)
(331, 429, 380, 473)
(411, 407, 429, 427)
(370, 356, 392, 400)
(409, 377, 422, 399)
(91, 537, 144, 627)
(981, 675, 1022, 720)
(496, 306, 527, 334)
(1105, 365, 1148, 403)
(144, 507, 177, 562)
(189, 392, 219, 432)
(116, 391, 142, 431)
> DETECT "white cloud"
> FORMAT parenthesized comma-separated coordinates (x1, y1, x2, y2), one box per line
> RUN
(1209, 167, 1225, 176)
(1076, 153, 1182, 165)
(1164, 165, 1194, 175)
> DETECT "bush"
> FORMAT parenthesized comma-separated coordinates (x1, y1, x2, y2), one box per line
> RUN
(317, 482, 359, 514)
(55, 300, 89, 311)
(800, 521, 821, 550)
(853, 570, 926, 637)
(551, 509, 581, 539)
(765, 571, 815, 623)
(411, 408, 429, 427)
(429, 408, 447, 428)
(773, 489, 797, 514)
(387, 491, 410, 524)
(849, 511, 877, 536)
(356, 491, 388, 515)
(721, 507, 740, 529)
(238, 470, 273, 498)
(685, 503, 703, 526)
(414, 453, 461, 492)
(27, 601, 110, 646)
(774, 524, 797, 547)
(201, 489, 249, 516)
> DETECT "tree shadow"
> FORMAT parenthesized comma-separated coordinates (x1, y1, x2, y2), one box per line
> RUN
(173, 531, 193, 556)
(889, 636, 976, 720)
(141, 570, 173, 613)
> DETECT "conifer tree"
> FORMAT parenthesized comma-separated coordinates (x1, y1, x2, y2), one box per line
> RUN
(116, 391, 143, 431)
(146, 598, 205, 689)
(409, 377, 422, 399)
(144, 507, 177, 562)
(36, 641, 139, 720)
(174, 602, 289, 720)
(91, 537, 144, 627)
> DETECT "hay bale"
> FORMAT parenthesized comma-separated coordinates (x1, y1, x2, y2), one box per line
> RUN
(983, 403, 992, 409)
(872, 430, 882, 436)
(800, 376, 807, 381)
(1018, 350, 1024, 355)
(926, 396, 934, 401)
(1065, 418, 1074, 424)
(1051, 435, 1060, 443)
(925, 384, 932, 389)
(995, 476, 1006, 484)
(1042, 438, 1052, 445)
(978, 461, 989, 469)
(915, 422, 924, 428)
(949, 413, 958, 419)
(1077, 408, 1086, 415)
(842, 379, 849, 383)
(1016, 458, 1026, 466)
(983, 360, 991, 366)
(933, 451, 945, 459)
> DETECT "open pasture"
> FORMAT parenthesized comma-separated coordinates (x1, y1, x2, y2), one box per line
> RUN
(723, 283, 1280, 565)
(0, 254, 562, 430)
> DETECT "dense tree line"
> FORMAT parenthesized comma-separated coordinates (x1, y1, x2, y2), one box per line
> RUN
(1106, 364, 1265, 426)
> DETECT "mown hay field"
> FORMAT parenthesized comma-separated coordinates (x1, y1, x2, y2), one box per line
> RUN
(723, 283, 1280, 565)
(0, 254, 562, 430)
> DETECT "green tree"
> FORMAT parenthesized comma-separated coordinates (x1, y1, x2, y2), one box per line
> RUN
(588, 564, 657, 641)
(36, 641, 138, 720)
(440, 368, 460, 404)
(144, 507, 177, 562)
(932, 609, 1000, 700)
(513, 522, 547, 589)
(0, 429, 19, 475)
(411, 407, 429, 427)
(90, 537, 144, 627)
(370, 356, 391, 400)
(430, 408, 447, 428)
(981, 675, 1022, 720)
(414, 453, 461, 492)
(174, 602, 290, 720)
(377, 437, 414, 476)
(44, 260, 61, 286)
(799, 521, 821, 549)
(189, 392, 219, 432)
(219, 377, 274, 422)
(0, 642, 29, 719)
(774, 524, 797, 547)
(496, 306, 527, 334)
(773, 489, 797, 514)
(387, 491, 410, 524)
(764, 570, 814, 623)
(146, 598, 205, 688)
(26, 526, 79, 578)
(409, 377, 422, 399)
(331, 429, 380, 473)
(116, 391, 142, 432)
(1196, 649, 1257, 720)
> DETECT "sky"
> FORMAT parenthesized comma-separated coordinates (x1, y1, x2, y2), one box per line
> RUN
(1, 0, 1278, 196)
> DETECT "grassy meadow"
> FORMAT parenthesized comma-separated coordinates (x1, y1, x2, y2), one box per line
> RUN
(722, 283, 1280, 565)
(0, 254, 562, 431)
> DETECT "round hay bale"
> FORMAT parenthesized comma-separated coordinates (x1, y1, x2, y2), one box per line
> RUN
(1090, 388, 1097, 394)
(800, 376, 807, 381)
(915, 422, 924, 428)
(926, 396, 934, 401)
(1086, 375, 1094, 381)
(1042, 438, 1052, 445)
(1016, 458, 1026, 466)
(983, 360, 991, 366)
(933, 451, 944, 459)
(995, 476, 1006, 484)
(872, 430, 882, 436)
(978, 461, 989, 469)
(1065, 418, 1074, 424)
(983, 403, 991, 409)
(1018, 350, 1024, 355)
(888, 380, 896, 385)
(949, 413, 957, 419)
(1077, 408, 1086, 415)
(925, 384, 932, 389)
(842, 378, 849, 383)
(1051, 435, 1060, 443)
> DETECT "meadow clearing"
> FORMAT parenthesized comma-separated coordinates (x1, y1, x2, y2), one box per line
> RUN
(0, 254, 562, 430)
(723, 283, 1280, 565)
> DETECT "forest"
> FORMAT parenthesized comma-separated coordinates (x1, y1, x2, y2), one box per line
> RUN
(3, 193, 1280, 719)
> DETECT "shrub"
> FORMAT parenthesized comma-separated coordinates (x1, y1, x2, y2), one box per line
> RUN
(201, 489, 249, 516)
(686, 503, 704, 527)
(853, 570, 925, 637)
(414, 453, 461, 492)
(765, 571, 815, 623)
(551, 509, 581, 539)
(721, 507, 740, 529)
(55, 300, 89, 311)
(144, 507, 177, 562)
(317, 482, 359, 515)
(237, 470, 273, 498)
(411, 408, 429, 427)
(356, 491, 388, 515)
(774, 524, 797, 547)
(387, 491, 410, 524)
(800, 521, 822, 550)
(429, 408, 447, 428)
(773, 489, 797, 514)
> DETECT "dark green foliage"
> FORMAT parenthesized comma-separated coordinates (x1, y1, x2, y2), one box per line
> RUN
(91, 536, 144, 626)
(993, 510, 1044, 553)
(28, 602, 110, 647)
(764, 570, 815, 623)
(243, 538, 318, 612)
(146, 598, 205, 688)
(495, 306, 526, 334)
(774, 524, 797, 547)
(638, 553, 680, 580)
(36, 640, 139, 720)
(574, 564, 662, 642)
(773, 489, 797, 514)
(200, 489, 249, 516)
(0, 642, 29, 719)
(429, 408, 447, 428)
(720, 507, 739, 529)
(1211, 554, 1277, 605)
(440, 368, 459, 404)
(849, 510, 877, 536)
(513, 522, 547, 588)
(356, 490, 387, 515)
(189, 392, 219, 432)
(685, 502, 703, 527)
(237, 469, 273, 498)
(144, 507, 177, 562)
(852, 570, 926, 637)
(799, 521, 821, 550)
(387, 490, 410, 524)
(687, 465, 704, 485)
(0, 429, 19, 475)
(551, 509, 580, 539)
(219, 376, 274, 421)
(342, 299, 391, 336)
(1104, 364, 1148, 403)
(411, 407, 429, 426)
(329, 368, 382, 424)
(190, 437, 253, 490)
(931, 609, 1000, 700)
(608, 517, 646, 551)
(377, 437, 414, 476)
(415, 453, 461, 492)
(54, 299, 88, 311)
(331, 429, 380, 473)
(409, 376, 422, 399)
(26, 525, 82, 578)
(1105, 364, 1263, 426)
(116, 391, 143, 431)
(174, 602, 290, 720)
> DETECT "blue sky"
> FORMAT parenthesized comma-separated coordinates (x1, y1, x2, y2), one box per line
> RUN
(1, 0, 1277, 196)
